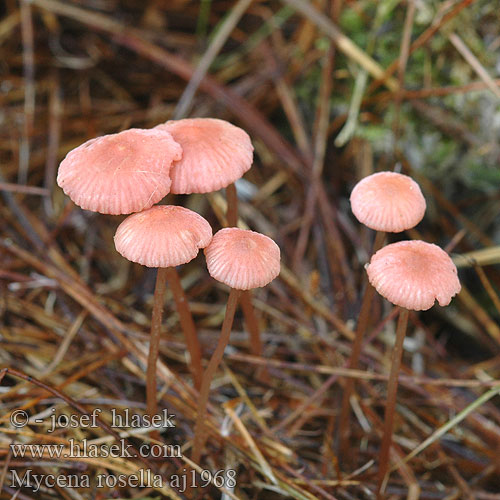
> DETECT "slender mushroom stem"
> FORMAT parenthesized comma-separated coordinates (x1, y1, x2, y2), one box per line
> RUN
(376, 307, 409, 498)
(240, 291, 262, 357)
(226, 182, 263, 358)
(147, 267, 168, 419)
(338, 230, 385, 458)
(192, 288, 241, 464)
(226, 182, 238, 227)
(165, 267, 203, 390)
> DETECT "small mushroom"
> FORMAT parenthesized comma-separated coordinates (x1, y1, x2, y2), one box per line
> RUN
(365, 240, 460, 496)
(57, 127, 182, 215)
(155, 118, 253, 195)
(114, 205, 212, 269)
(205, 228, 281, 291)
(350, 171, 426, 233)
(114, 205, 212, 417)
(192, 228, 280, 463)
(366, 240, 461, 311)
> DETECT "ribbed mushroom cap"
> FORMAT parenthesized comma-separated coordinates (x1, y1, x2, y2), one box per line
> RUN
(205, 228, 280, 290)
(366, 240, 461, 311)
(350, 172, 426, 232)
(57, 128, 182, 215)
(114, 205, 212, 268)
(156, 118, 253, 194)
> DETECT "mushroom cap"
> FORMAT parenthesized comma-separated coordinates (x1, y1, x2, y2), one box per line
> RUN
(205, 228, 280, 290)
(114, 205, 212, 268)
(366, 240, 461, 311)
(156, 118, 253, 194)
(57, 128, 182, 215)
(350, 171, 426, 232)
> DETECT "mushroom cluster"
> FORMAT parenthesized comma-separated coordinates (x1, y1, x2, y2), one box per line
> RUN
(56, 118, 280, 458)
(338, 171, 427, 456)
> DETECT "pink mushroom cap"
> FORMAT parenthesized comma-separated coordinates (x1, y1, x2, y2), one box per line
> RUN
(156, 118, 253, 194)
(366, 240, 461, 311)
(114, 205, 212, 268)
(205, 228, 280, 290)
(350, 171, 426, 232)
(57, 128, 182, 215)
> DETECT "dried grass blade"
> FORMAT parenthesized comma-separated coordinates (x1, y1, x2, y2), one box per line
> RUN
(395, 386, 500, 469)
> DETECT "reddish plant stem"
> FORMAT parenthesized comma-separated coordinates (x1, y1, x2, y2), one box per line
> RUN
(147, 267, 168, 419)
(165, 267, 203, 390)
(376, 307, 409, 498)
(192, 288, 241, 464)
(226, 182, 263, 359)
(338, 230, 385, 459)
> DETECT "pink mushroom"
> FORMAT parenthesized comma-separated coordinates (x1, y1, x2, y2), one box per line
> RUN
(366, 240, 461, 311)
(114, 205, 212, 417)
(192, 228, 280, 463)
(350, 171, 426, 233)
(205, 228, 281, 290)
(365, 240, 460, 496)
(156, 118, 253, 195)
(57, 128, 182, 215)
(115, 205, 212, 268)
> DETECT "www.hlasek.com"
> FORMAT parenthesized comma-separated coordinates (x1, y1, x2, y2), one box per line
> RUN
(10, 438, 181, 459)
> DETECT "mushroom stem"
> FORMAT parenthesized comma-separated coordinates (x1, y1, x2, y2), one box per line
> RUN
(226, 182, 263, 360)
(147, 267, 168, 420)
(192, 288, 241, 464)
(376, 307, 409, 498)
(338, 230, 385, 459)
(226, 183, 238, 227)
(165, 267, 203, 390)
(240, 291, 262, 357)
